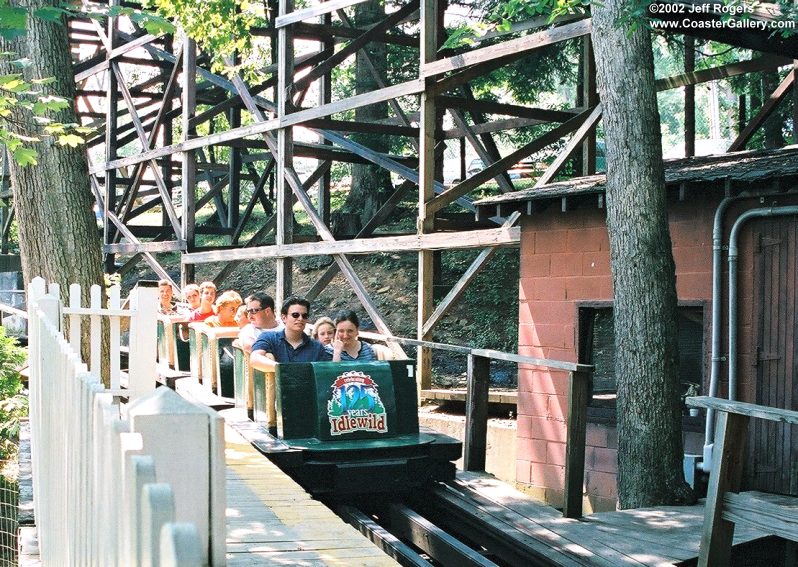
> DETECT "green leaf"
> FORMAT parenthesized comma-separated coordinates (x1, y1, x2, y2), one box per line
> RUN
(37, 95, 69, 109)
(0, 73, 22, 86)
(128, 12, 176, 35)
(33, 7, 68, 22)
(0, 6, 26, 32)
(44, 123, 65, 135)
(57, 133, 83, 147)
(11, 147, 37, 167)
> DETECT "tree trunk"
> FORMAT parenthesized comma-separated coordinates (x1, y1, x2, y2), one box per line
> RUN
(591, 4, 694, 508)
(340, 0, 393, 230)
(1, 0, 105, 366)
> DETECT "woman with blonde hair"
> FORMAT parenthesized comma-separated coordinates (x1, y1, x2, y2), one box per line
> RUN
(205, 290, 243, 328)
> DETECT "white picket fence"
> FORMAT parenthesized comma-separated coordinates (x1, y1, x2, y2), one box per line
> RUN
(27, 278, 226, 566)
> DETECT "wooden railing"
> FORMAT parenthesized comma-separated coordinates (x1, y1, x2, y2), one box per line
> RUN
(27, 278, 225, 565)
(360, 331, 593, 519)
(687, 396, 798, 566)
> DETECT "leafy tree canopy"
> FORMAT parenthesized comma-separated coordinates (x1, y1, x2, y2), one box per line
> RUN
(0, 1, 173, 166)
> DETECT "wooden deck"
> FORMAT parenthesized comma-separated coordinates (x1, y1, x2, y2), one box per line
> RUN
(224, 421, 399, 566)
(445, 472, 771, 566)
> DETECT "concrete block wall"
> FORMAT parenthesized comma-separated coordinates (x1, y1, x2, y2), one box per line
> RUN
(515, 193, 729, 511)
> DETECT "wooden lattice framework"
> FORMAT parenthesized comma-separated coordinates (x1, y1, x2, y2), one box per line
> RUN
(55, 0, 798, 385)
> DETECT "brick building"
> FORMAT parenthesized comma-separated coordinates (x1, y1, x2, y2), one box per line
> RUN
(475, 147, 798, 512)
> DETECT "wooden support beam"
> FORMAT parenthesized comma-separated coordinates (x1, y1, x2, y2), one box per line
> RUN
(464, 354, 490, 472)
(283, 78, 425, 128)
(449, 109, 514, 193)
(579, 36, 597, 175)
(563, 370, 589, 519)
(438, 96, 579, 123)
(655, 54, 791, 92)
(288, 21, 419, 47)
(275, 0, 369, 28)
(290, 0, 419, 94)
(442, 116, 548, 139)
(697, 411, 748, 566)
(183, 226, 519, 263)
(685, 36, 696, 157)
(231, 159, 275, 245)
(535, 105, 602, 186)
(181, 37, 197, 286)
(426, 108, 593, 215)
(111, 62, 182, 237)
(422, 19, 591, 78)
(118, 46, 182, 225)
(421, 212, 521, 336)
(305, 181, 415, 302)
(104, 240, 184, 254)
(103, 1, 119, 273)
(728, 71, 794, 151)
(417, 0, 439, 391)
(276, 0, 296, 305)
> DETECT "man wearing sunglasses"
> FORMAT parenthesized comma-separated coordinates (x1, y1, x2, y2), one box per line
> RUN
(238, 292, 283, 354)
(250, 296, 332, 371)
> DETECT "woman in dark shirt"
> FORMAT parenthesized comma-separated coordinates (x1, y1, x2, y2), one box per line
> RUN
(328, 311, 375, 362)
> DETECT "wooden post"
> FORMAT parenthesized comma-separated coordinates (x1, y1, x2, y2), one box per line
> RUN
(318, 12, 333, 227)
(698, 410, 748, 567)
(276, 0, 295, 306)
(685, 36, 695, 157)
(104, 0, 119, 273)
(563, 369, 589, 519)
(464, 354, 490, 471)
(181, 37, 197, 287)
(580, 37, 597, 175)
(417, 0, 438, 392)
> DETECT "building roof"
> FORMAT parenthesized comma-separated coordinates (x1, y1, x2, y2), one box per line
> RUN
(474, 146, 798, 219)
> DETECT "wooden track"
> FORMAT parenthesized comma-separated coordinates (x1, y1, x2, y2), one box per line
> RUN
(224, 417, 399, 566)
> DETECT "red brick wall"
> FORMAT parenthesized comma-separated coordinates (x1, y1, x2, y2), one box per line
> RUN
(514, 192, 758, 511)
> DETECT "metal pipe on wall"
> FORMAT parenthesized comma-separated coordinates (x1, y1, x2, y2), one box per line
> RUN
(702, 194, 798, 473)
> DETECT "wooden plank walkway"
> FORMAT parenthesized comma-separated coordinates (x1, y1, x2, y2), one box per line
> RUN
(447, 472, 771, 566)
(224, 421, 399, 566)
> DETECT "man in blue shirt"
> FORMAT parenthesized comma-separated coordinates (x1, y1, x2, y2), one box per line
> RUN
(250, 296, 332, 370)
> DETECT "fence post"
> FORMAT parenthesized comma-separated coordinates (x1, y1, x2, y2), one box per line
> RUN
(140, 484, 175, 567)
(125, 454, 156, 566)
(109, 285, 122, 389)
(160, 523, 203, 567)
(464, 353, 490, 471)
(127, 387, 223, 566)
(68, 283, 82, 353)
(89, 284, 103, 380)
(563, 369, 589, 519)
(128, 281, 159, 399)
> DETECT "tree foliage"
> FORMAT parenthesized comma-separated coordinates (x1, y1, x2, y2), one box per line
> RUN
(0, 54, 92, 165)
(141, 0, 269, 80)
(0, 2, 173, 166)
(0, 327, 26, 460)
